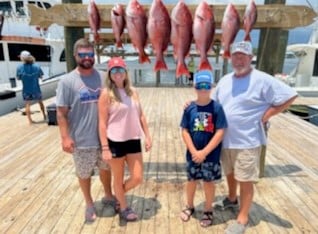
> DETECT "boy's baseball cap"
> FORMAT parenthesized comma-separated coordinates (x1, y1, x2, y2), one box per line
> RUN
(194, 70, 214, 84)
(231, 41, 253, 55)
(107, 57, 126, 71)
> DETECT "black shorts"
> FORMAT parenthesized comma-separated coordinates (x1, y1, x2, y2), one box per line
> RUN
(108, 139, 142, 158)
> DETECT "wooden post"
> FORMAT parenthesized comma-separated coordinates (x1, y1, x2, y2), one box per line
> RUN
(257, 0, 289, 178)
(62, 0, 84, 72)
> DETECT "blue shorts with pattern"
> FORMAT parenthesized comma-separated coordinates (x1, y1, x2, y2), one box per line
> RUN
(186, 161, 222, 182)
(23, 92, 42, 101)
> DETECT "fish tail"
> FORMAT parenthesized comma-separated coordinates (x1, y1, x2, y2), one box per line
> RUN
(94, 33, 100, 43)
(116, 40, 123, 48)
(176, 61, 190, 78)
(198, 59, 213, 71)
(154, 59, 168, 72)
(244, 34, 251, 42)
(223, 50, 231, 59)
(139, 51, 151, 64)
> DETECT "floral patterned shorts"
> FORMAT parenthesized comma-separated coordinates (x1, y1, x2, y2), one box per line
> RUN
(73, 148, 110, 179)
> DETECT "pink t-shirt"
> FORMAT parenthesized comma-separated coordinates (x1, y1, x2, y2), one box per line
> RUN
(107, 88, 143, 141)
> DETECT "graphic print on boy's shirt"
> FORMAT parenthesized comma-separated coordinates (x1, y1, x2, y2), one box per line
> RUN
(193, 112, 214, 132)
(78, 85, 101, 103)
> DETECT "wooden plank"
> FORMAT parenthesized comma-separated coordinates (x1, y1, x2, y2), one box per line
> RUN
(1, 89, 318, 233)
(28, 4, 317, 29)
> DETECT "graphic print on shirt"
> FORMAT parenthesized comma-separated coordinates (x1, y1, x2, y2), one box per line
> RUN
(78, 85, 101, 103)
(193, 112, 214, 132)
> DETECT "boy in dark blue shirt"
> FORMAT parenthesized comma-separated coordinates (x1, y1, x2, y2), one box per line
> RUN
(180, 70, 227, 227)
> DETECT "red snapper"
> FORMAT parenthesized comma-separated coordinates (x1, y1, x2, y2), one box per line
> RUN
(111, 4, 126, 48)
(171, 0, 193, 78)
(126, 0, 150, 64)
(147, 0, 171, 71)
(243, 0, 257, 42)
(193, 1, 215, 71)
(221, 3, 240, 59)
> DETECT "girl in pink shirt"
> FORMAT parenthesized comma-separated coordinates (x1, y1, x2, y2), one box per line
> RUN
(98, 57, 152, 222)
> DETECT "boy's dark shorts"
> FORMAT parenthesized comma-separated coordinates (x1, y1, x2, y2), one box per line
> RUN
(186, 161, 222, 182)
(108, 139, 141, 158)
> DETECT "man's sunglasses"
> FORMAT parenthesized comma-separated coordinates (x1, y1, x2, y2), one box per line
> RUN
(110, 67, 126, 74)
(77, 52, 95, 58)
(195, 82, 212, 90)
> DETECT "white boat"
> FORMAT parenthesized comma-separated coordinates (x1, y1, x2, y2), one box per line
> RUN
(275, 22, 318, 97)
(0, 0, 66, 116)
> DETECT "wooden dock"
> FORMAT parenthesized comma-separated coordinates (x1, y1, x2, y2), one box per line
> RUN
(1, 87, 318, 233)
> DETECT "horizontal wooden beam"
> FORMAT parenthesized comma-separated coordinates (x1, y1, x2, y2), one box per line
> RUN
(29, 4, 317, 29)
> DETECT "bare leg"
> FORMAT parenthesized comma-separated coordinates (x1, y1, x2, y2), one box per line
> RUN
(186, 180, 197, 208)
(25, 101, 33, 124)
(226, 172, 238, 201)
(99, 168, 113, 199)
(237, 181, 253, 225)
(203, 181, 214, 211)
(108, 158, 126, 210)
(78, 177, 94, 206)
(124, 153, 143, 192)
(38, 100, 46, 120)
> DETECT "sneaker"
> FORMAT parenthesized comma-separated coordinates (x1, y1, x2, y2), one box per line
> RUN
(214, 197, 239, 210)
(85, 206, 96, 222)
(225, 221, 248, 234)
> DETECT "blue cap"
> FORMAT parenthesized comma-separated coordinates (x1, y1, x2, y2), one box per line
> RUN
(194, 70, 214, 84)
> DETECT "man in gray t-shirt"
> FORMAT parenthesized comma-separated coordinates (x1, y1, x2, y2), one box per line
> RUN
(56, 38, 116, 223)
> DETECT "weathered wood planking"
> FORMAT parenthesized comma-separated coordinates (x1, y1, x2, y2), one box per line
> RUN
(28, 4, 317, 29)
(0, 88, 318, 233)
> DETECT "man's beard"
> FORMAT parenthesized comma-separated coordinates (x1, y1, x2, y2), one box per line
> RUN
(78, 59, 94, 69)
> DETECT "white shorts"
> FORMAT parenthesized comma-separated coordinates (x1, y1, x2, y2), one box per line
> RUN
(221, 147, 261, 182)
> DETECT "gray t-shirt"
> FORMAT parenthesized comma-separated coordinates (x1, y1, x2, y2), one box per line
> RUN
(56, 69, 105, 148)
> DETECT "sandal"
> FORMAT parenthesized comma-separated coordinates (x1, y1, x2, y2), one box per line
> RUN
(120, 207, 138, 221)
(85, 206, 96, 222)
(180, 207, 195, 222)
(101, 197, 120, 213)
(200, 211, 213, 227)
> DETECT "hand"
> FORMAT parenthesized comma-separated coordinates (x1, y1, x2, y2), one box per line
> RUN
(62, 136, 75, 153)
(192, 150, 206, 164)
(145, 136, 152, 152)
(102, 149, 112, 161)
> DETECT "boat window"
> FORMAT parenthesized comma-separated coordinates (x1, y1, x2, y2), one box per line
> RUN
(313, 50, 318, 77)
(28, 1, 52, 9)
(60, 49, 65, 62)
(0, 44, 4, 61)
(8, 43, 51, 62)
(0, 2, 12, 13)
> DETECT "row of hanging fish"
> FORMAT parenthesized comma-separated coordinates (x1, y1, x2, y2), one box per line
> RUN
(88, 0, 257, 78)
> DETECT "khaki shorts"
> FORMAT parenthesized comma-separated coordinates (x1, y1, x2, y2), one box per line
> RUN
(221, 147, 261, 182)
(73, 148, 110, 179)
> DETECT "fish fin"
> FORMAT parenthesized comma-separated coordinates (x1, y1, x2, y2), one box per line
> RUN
(116, 41, 123, 48)
(223, 50, 231, 59)
(94, 33, 100, 43)
(244, 34, 251, 42)
(176, 62, 190, 78)
(139, 52, 151, 64)
(154, 60, 168, 72)
(198, 59, 213, 71)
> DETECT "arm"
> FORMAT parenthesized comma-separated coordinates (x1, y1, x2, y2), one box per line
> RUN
(57, 106, 74, 153)
(193, 129, 225, 164)
(181, 128, 197, 156)
(135, 90, 152, 152)
(262, 95, 297, 123)
(98, 89, 112, 161)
